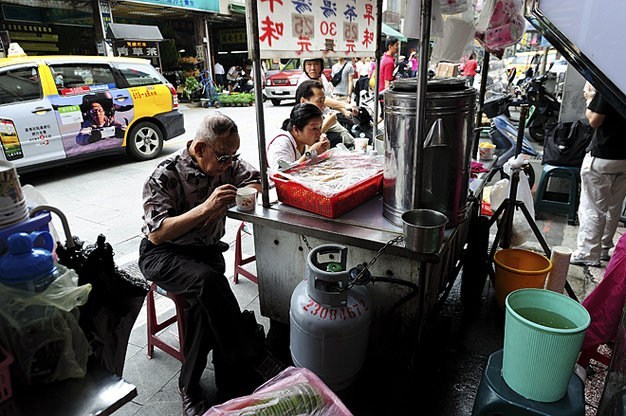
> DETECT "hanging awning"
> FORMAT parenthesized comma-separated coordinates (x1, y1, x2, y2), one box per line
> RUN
(106, 23, 163, 41)
(229, 2, 245, 14)
(382, 23, 407, 42)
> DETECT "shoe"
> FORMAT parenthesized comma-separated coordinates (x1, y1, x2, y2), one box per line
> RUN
(179, 387, 207, 416)
(570, 254, 601, 267)
(601, 249, 611, 262)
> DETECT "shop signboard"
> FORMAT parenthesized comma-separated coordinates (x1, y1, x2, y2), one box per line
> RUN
(114, 41, 160, 58)
(218, 29, 247, 46)
(123, 0, 219, 13)
(256, 0, 378, 58)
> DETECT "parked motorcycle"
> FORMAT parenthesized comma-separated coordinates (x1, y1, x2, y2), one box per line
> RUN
(336, 91, 379, 142)
(229, 69, 253, 93)
(521, 75, 561, 142)
(483, 93, 539, 186)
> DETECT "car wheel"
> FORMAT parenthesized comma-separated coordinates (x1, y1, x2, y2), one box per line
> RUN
(127, 121, 163, 161)
(271, 99, 281, 106)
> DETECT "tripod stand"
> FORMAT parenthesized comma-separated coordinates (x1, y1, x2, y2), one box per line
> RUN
(486, 104, 578, 301)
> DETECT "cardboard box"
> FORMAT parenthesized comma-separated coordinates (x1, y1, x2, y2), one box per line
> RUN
(435, 62, 459, 78)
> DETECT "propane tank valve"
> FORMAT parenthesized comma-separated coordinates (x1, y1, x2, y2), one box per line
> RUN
(349, 264, 372, 285)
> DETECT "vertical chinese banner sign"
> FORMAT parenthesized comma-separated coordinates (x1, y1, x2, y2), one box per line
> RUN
(256, 0, 378, 59)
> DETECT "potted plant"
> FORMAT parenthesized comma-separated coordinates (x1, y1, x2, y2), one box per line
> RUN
(183, 76, 199, 101)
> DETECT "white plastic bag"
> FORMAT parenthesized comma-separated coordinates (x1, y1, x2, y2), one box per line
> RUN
(0, 264, 92, 384)
(489, 157, 535, 246)
(430, 16, 476, 64)
(404, 0, 445, 39)
(439, 0, 469, 15)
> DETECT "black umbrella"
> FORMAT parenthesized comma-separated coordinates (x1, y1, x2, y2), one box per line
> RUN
(30, 205, 148, 376)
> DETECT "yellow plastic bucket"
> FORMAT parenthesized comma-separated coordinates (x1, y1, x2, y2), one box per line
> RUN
(493, 249, 552, 309)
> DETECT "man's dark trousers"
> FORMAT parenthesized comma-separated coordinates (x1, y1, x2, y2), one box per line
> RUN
(139, 239, 257, 395)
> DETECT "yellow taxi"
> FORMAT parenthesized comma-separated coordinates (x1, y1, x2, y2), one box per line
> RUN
(0, 55, 184, 172)
(505, 50, 558, 76)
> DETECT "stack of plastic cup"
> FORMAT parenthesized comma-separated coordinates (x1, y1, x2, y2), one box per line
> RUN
(0, 161, 27, 229)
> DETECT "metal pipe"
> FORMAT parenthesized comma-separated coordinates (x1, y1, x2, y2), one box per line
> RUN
(410, 0, 433, 205)
(245, 0, 270, 207)
(472, 51, 490, 159)
(373, 0, 384, 138)
(204, 18, 214, 81)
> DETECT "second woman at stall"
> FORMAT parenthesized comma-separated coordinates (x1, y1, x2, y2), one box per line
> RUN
(267, 103, 330, 170)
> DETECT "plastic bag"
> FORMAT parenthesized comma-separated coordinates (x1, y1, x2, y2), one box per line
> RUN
(489, 156, 536, 246)
(204, 367, 353, 415)
(0, 264, 92, 384)
(403, 0, 444, 39)
(272, 149, 384, 198)
(476, 0, 525, 52)
(439, 0, 469, 15)
(431, 17, 476, 64)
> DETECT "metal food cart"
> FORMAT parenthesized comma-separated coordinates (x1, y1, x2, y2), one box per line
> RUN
(229, 177, 492, 367)
(229, 0, 487, 367)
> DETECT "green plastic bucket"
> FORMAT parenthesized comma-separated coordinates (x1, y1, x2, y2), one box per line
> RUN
(503, 289, 590, 402)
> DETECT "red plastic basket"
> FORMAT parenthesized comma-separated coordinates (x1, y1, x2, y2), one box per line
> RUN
(0, 346, 14, 404)
(272, 171, 383, 218)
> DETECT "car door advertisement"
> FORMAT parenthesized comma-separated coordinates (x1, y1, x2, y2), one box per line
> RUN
(1, 86, 135, 164)
(0, 119, 23, 161)
(49, 88, 135, 158)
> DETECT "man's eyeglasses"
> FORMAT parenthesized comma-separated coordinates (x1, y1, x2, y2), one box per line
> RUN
(207, 146, 240, 163)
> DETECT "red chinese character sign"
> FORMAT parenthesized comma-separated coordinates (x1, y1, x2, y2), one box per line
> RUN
(256, 0, 377, 58)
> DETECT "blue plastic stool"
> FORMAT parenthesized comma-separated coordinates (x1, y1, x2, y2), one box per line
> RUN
(471, 350, 585, 416)
(534, 165, 580, 225)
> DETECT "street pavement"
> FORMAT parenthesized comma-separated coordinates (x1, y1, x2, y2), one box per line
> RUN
(18, 101, 615, 415)
(21, 101, 292, 265)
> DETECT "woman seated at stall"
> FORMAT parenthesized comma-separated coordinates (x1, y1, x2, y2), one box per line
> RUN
(267, 102, 330, 170)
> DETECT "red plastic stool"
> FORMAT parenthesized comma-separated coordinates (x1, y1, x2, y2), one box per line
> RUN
(577, 343, 612, 368)
(146, 282, 187, 362)
(233, 222, 257, 284)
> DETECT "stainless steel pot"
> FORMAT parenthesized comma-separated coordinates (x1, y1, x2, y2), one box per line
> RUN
(383, 78, 476, 227)
(401, 209, 448, 253)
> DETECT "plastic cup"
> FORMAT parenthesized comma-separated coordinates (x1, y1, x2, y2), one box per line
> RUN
(236, 187, 257, 212)
(354, 138, 368, 152)
(0, 161, 25, 207)
(478, 142, 496, 160)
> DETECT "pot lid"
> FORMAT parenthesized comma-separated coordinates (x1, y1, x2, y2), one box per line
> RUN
(391, 77, 467, 92)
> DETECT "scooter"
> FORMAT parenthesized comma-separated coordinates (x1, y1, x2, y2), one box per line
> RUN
(483, 94, 539, 186)
(521, 75, 560, 142)
(336, 91, 379, 142)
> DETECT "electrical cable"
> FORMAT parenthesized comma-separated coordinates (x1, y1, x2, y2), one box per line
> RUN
(371, 276, 419, 314)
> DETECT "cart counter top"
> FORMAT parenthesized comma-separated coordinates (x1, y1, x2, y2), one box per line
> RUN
(228, 196, 448, 262)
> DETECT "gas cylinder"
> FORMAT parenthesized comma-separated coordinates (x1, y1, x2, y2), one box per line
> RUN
(289, 244, 372, 390)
